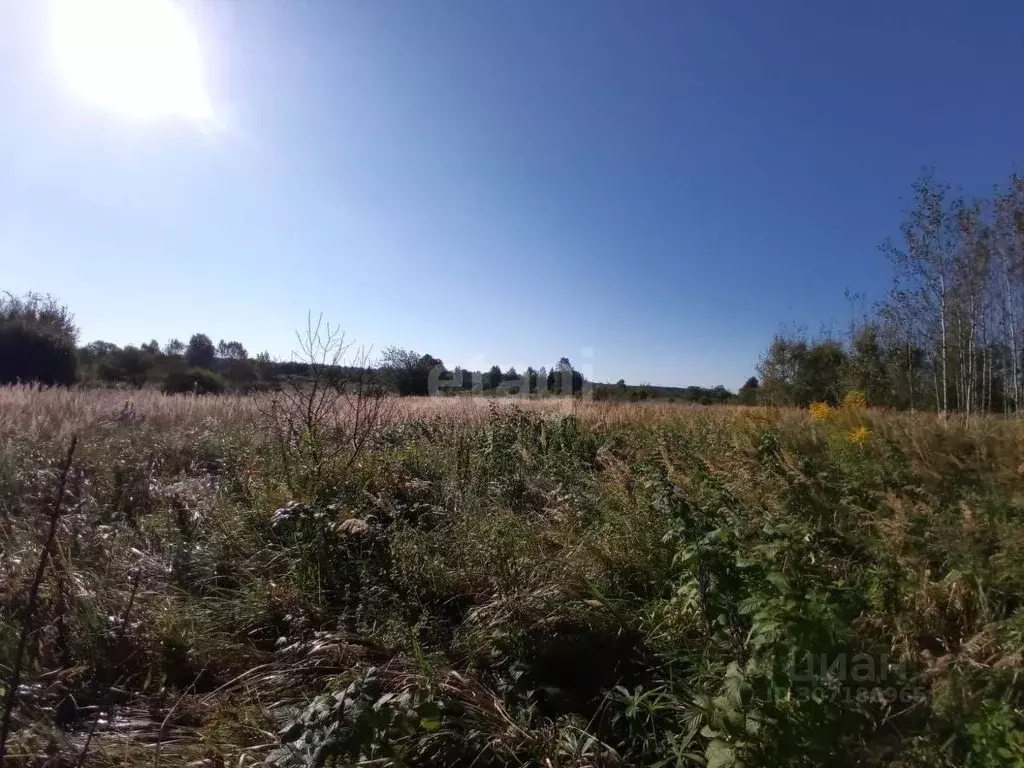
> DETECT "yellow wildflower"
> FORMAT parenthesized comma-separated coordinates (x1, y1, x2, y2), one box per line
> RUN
(842, 390, 867, 410)
(850, 426, 871, 446)
(809, 401, 833, 421)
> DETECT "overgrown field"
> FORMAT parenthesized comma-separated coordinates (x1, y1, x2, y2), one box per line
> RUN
(2, 387, 1024, 766)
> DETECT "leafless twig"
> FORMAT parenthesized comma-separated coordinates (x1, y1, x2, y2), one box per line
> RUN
(257, 314, 395, 496)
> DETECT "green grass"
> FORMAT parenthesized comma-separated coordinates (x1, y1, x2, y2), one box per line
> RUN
(2, 391, 1024, 766)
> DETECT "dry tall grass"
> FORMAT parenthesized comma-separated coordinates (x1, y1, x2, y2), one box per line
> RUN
(3, 385, 1024, 765)
(0, 385, 765, 440)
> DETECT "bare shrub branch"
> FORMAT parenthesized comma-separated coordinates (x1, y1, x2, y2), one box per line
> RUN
(257, 314, 395, 497)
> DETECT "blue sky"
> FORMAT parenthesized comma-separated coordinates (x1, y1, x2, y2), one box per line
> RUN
(2, 0, 1023, 388)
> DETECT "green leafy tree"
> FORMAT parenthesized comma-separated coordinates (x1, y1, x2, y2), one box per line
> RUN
(757, 335, 808, 405)
(550, 356, 584, 395)
(255, 351, 275, 381)
(485, 365, 502, 390)
(841, 325, 890, 407)
(796, 340, 846, 405)
(0, 292, 78, 385)
(737, 376, 759, 405)
(217, 339, 248, 360)
(525, 366, 538, 393)
(79, 341, 118, 384)
(185, 333, 216, 368)
(104, 345, 154, 388)
(164, 338, 185, 356)
(381, 347, 444, 396)
(82, 341, 120, 360)
(631, 382, 651, 401)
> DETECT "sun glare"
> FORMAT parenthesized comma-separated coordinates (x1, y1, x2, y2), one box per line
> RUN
(52, 0, 212, 122)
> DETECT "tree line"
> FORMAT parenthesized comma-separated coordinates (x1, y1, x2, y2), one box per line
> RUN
(78, 334, 272, 393)
(0, 296, 276, 394)
(756, 170, 1024, 416)
(0, 299, 744, 400)
(0, 299, 611, 396)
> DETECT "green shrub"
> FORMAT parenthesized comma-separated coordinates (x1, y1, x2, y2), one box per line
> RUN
(965, 700, 1024, 767)
(162, 366, 228, 394)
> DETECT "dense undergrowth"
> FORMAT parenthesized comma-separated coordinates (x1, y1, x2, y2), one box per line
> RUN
(2, 392, 1024, 766)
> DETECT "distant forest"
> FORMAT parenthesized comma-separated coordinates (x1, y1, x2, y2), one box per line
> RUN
(0, 296, 737, 403)
(6, 168, 1024, 414)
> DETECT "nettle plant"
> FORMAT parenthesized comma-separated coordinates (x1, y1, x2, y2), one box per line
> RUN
(269, 666, 432, 767)
(268, 665, 520, 768)
(641, 437, 895, 766)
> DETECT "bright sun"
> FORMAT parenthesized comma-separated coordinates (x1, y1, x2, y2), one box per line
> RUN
(52, 0, 212, 122)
